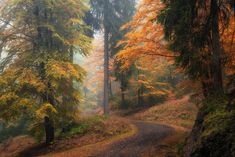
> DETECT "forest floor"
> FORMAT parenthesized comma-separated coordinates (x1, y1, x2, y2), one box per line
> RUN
(39, 96, 197, 157)
(40, 121, 173, 157)
(0, 117, 133, 157)
(0, 96, 197, 157)
(130, 95, 198, 157)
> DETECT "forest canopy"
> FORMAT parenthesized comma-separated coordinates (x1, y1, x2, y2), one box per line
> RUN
(0, 0, 235, 157)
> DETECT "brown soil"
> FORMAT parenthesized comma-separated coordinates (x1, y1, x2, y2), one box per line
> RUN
(90, 121, 174, 157)
(0, 136, 35, 157)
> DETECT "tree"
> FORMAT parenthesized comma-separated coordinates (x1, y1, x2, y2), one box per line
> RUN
(89, 0, 135, 114)
(0, 0, 91, 144)
(157, 1, 235, 156)
(115, 0, 176, 106)
(117, 0, 174, 63)
(158, 0, 235, 95)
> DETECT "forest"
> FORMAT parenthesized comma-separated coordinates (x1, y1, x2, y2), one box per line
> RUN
(0, 0, 235, 157)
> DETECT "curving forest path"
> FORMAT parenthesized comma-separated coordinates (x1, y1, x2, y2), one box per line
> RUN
(90, 121, 174, 157)
(45, 121, 174, 157)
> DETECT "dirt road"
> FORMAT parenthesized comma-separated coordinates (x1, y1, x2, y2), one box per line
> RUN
(90, 121, 174, 157)
(45, 121, 174, 157)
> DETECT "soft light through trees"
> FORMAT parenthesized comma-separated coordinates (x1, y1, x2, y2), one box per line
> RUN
(81, 33, 104, 110)
(89, 0, 135, 114)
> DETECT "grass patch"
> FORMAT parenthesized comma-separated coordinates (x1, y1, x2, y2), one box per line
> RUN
(133, 96, 198, 129)
(69, 124, 89, 135)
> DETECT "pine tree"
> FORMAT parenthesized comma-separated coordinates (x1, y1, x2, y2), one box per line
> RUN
(89, 0, 135, 114)
(158, 0, 234, 95)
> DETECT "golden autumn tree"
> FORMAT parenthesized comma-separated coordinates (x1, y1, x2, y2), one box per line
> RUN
(116, 0, 175, 69)
(0, 0, 91, 144)
(115, 0, 178, 107)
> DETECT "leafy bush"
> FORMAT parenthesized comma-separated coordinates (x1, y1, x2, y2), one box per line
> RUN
(0, 118, 29, 142)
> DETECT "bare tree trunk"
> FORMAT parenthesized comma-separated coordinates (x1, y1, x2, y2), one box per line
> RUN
(44, 117, 54, 145)
(137, 70, 143, 106)
(121, 74, 126, 107)
(137, 86, 144, 106)
(211, 0, 224, 93)
(109, 80, 113, 98)
(121, 86, 125, 108)
(121, 91, 125, 104)
(103, 0, 109, 115)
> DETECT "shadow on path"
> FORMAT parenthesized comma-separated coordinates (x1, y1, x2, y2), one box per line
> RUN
(90, 121, 174, 157)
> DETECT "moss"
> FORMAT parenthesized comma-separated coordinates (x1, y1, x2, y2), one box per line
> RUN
(69, 124, 89, 135)
(187, 94, 235, 157)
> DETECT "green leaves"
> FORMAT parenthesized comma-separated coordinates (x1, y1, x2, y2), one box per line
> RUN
(0, 0, 91, 141)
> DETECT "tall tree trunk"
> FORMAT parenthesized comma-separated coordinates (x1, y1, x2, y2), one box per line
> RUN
(121, 91, 125, 105)
(137, 88, 141, 106)
(44, 116, 54, 145)
(103, 0, 109, 115)
(121, 74, 126, 107)
(109, 80, 113, 98)
(34, 2, 55, 144)
(211, 0, 224, 93)
(121, 85, 125, 108)
(137, 86, 144, 106)
(137, 70, 143, 106)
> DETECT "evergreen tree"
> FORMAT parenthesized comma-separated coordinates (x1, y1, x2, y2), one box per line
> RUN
(158, 0, 234, 96)
(89, 0, 135, 113)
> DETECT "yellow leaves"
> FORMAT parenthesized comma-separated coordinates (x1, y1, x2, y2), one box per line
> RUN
(46, 60, 85, 83)
(0, 67, 19, 88)
(36, 103, 58, 119)
(0, 93, 34, 121)
(0, 66, 46, 93)
(143, 90, 168, 97)
(72, 91, 83, 102)
(0, 92, 18, 105)
(0, 0, 90, 128)
(17, 98, 33, 108)
(72, 33, 92, 54)
(68, 18, 83, 25)
(18, 68, 46, 93)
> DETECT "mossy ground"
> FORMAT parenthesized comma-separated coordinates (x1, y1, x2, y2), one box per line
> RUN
(184, 94, 235, 157)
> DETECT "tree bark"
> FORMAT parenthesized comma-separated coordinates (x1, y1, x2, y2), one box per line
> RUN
(137, 86, 144, 106)
(44, 116, 54, 145)
(137, 70, 143, 106)
(109, 80, 113, 98)
(121, 74, 126, 107)
(121, 87, 125, 108)
(211, 0, 224, 93)
(121, 91, 125, 104)
(103, 0, 109, 115)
